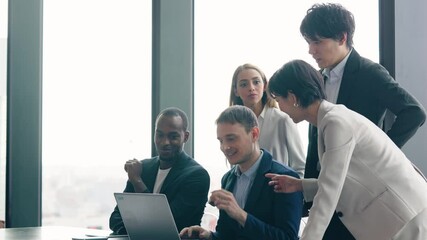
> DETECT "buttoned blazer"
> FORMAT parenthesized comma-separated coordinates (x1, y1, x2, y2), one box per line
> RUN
(109, 151, 210, 233)
(300, 101, 427, 240)
(305, 49, 426, 179)
(213, 150, 303, 240)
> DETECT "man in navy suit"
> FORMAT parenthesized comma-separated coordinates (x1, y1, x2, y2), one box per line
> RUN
(300, 3, 426, 239)
(180, 105, 302, 240)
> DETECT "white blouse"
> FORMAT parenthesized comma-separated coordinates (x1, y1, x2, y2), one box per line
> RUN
(258, 106, 306, 178)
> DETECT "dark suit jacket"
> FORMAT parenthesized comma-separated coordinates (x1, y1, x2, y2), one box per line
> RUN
(109, 151, 210, 234)
(304, 49, 426, 239)
(306, 48, 426, 179)
(212, 150, 302, 240)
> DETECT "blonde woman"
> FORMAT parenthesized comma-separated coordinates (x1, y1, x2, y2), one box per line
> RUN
(230, 63, 305, 177)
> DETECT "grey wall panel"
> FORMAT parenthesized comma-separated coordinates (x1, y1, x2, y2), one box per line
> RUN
(6, 0, 42, 227)
(152, 0, 194, 156)
(395, 0, 427, 174)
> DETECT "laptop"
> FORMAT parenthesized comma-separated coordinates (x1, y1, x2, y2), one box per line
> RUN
(114, 192, 199, 240)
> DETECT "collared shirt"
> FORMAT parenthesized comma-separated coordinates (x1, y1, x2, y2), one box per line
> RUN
(232, 150, 263, 209)
(322, 49, 352, 103)
(257, 106, 306, 178)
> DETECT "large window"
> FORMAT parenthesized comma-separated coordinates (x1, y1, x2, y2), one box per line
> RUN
(0, 0, 7, 224)
(43, 0, 152, 229)
(194, 0, 378, 217)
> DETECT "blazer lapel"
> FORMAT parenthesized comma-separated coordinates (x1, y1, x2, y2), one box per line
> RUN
(224, 169, 236, 192)
(161, 168, 178, 193)
(143, 158, 160, 191)
(159, 152, 188, 193)
(337, 49, 360, 105)
(243, 155, 270, 211)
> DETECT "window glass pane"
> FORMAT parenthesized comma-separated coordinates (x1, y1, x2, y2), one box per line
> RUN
(43, 0, 151, 229)
(194, 0, 378, 217)
(0, 0, 7, 225)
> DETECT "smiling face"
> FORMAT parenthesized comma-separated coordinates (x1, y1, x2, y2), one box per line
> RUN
(154, 115, 189, 161)
(234, 68, 265, 108)
(216, 122, 259, 170)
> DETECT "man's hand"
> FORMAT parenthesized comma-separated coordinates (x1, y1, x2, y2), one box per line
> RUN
(180, 225, 211, 240)
(124, 158, 147, 192)
(209, 189, 247, 226)
(124, 158, 142, 182)
(265, 173, 302, 193)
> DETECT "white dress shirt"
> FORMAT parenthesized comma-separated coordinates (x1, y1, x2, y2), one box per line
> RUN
(258, 106, 306, 178)
(322, 49, 352, 103)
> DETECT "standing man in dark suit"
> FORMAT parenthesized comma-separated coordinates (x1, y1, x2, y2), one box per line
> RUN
(300, 3, 426, 239)
(109, 107, 210, 234)
(180, 105, 302, 240)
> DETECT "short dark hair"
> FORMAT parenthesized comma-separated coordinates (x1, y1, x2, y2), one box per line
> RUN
(268, 60, 326, 108)
(156, 107, 189, 131)
(216, 105, 258, 133)
(300, 3, 355, 48)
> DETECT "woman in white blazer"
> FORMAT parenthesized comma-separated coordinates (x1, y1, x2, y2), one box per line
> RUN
(265, 60, 427, 240)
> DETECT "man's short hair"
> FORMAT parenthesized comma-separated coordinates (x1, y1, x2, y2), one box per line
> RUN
(300, 3, 355, 48)
(216, 105, 258, 133)
(156, 107, 189, 131)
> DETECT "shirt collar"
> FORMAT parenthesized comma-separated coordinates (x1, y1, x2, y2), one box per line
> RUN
(234, 150, 263, 179)
(258, 105, 267, 120)
(322, 48, 352, 81)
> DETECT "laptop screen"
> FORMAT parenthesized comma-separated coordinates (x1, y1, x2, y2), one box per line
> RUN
(114, 193, 183, 240)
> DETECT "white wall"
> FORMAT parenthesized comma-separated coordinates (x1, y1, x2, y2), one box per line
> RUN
(395, 0, 427, 174)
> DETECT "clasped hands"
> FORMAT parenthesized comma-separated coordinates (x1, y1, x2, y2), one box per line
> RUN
(124, 158, 148, 192)
(124, 158, 142, 183)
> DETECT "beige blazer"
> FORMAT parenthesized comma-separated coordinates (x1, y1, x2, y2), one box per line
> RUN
(300, 101, 427, 240)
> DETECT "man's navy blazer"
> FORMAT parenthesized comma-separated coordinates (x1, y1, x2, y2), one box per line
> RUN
(213, 150, 303, 240)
